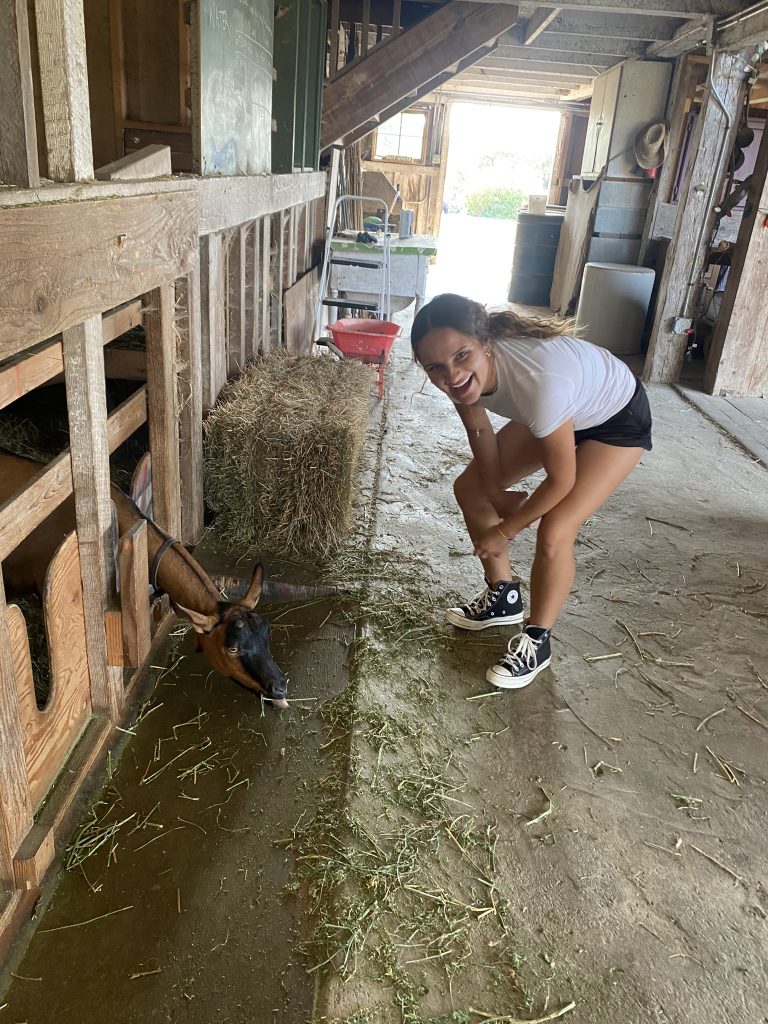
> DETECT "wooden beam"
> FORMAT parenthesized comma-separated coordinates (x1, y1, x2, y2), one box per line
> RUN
(0, 387, 146, 564)
(144, 284, 181, 537)
(176, 270, 204, 543)
(0, 0, 40, 186)
(646, 15, 712, 57)
(705, 120, 768, 396)
(0, 190, 198, 360)
(0, 301, 142, 412)
(321, 2, 520, 150)
(717, 8, 768, 50)
(201, 172, 326, 234)
(0, 170, 326, 224)
(521, 7, 560, 44)
(62, 315, 121, 720)
(456, 1, 739, 14)
(95, 144, 172, 181)
(644, 51, 747, 384)
(33, 0, 94, 182)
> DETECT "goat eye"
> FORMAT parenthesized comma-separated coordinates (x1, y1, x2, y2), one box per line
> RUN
(227, 645, 239, 655)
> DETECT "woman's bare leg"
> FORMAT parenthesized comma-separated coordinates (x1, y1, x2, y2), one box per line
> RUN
(453, 420, 543, 584)
(529, 441, 644, 628)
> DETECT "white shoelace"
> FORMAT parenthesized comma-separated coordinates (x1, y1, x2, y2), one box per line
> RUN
(500, 632, 538, 671)
(464, 586, 494, 614)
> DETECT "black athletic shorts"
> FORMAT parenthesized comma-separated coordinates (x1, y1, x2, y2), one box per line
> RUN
(574, 378, 652, 451)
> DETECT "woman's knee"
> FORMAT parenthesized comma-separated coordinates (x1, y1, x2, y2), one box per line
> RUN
(536, 513, 579, 558)
(453, 465, 478, 506)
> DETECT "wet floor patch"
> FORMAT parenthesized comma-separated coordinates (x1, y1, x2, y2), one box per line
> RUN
(1, 596, 352, 1024)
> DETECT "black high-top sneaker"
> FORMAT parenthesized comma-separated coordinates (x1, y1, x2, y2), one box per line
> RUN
(486, 624, 551, 688)
(445, 579, 524, 631)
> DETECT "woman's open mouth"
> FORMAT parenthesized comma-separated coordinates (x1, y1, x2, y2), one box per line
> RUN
(451, 375, 474, 399)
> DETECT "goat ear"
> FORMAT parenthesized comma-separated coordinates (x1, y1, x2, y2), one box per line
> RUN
(174, 603, 219, 634)
(242, 563, 264, 609)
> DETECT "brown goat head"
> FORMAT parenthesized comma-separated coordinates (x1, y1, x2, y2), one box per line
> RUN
(172, 564, 289, 709)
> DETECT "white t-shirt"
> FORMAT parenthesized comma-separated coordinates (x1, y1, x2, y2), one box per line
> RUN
(476, 336, 636, 438)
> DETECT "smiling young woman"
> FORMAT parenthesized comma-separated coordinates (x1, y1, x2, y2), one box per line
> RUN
(412, 293, 652, 690)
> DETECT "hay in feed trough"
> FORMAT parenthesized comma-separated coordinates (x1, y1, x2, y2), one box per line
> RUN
(204, 352, 372, 561)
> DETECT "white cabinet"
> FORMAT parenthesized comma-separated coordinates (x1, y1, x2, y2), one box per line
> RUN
(582, 61, 672, 179)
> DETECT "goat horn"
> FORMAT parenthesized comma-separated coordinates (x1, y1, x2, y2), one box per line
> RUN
(209, 574, 342, 603)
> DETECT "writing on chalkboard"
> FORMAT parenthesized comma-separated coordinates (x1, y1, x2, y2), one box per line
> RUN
(200, 0, 273, 175)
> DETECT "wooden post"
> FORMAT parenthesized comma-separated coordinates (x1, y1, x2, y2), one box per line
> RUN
(200, 232, 227, 409)
(288, 206, 298, 285)
(63, 315, 121, 720)
(227, 225, 248, 376)
(361, 0, 370, 55)
(117, 521, 151, 666)
(107, 0, 126, 162)
(34, 0, 94, 182)
(0, 0, 40, 186)
(644, 51, 747, 384)
(391, 0, 401, 36)
(329, 0, 340, 79)
(639, 57, 705, 264)
(0, 572, 34, 889)
(176, 270, 204, 543)
(272, 211, 286, 347)
(145, 284, 182, 537)
(261, 216, 272, 352)
(250, 220, 261, 358)
(704, 120, 768, 396)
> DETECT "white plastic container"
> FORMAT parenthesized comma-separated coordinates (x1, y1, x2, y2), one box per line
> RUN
(527, 194, 547, 215)
(576, 262, 655, 355)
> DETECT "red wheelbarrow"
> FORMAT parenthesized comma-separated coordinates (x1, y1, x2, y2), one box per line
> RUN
(318, 318, 401, 400)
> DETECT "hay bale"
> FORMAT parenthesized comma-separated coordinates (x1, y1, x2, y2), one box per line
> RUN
(204, 352, 372, 561)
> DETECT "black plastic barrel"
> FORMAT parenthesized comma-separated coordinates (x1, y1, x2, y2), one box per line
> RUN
(507, 210, 565, 306)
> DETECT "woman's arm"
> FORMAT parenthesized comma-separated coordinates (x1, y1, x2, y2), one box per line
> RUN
(500, 419, 576, 535)
(472, 419, 577, 560)
(455, 403, 506, 505)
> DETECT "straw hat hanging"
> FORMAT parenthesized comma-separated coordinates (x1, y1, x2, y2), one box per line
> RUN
(634, 121, 667, 170)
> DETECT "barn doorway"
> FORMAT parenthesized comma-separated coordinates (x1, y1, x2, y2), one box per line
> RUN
(428, 103, 562, 306)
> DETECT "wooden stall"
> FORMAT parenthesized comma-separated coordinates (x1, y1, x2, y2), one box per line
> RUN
(0, 0, 329, 959)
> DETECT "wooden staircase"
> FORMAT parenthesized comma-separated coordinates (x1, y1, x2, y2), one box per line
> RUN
(321, 1, 520, 150)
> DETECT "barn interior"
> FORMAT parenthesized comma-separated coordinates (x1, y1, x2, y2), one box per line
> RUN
(1, 2, 767, 1022)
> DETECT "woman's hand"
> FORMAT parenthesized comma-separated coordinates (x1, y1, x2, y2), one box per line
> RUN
(491, 489, 528, 520)
(473, 523, 518, 560)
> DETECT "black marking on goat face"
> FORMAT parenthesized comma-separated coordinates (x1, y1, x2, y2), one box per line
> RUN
(223, 609, 287, 702)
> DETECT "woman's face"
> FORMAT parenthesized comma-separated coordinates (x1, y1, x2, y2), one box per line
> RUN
(416, 327, 495, 405)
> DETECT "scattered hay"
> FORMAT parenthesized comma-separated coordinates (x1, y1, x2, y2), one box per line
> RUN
(204, 352, 372, 561)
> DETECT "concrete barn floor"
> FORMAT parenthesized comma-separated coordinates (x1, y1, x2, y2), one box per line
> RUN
(2, 327, 768, 1024)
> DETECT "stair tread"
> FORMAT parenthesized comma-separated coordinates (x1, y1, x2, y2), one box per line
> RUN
(322, 299, 380, 310)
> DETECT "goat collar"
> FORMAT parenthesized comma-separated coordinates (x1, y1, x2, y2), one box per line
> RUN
(149, 535, 177, 592)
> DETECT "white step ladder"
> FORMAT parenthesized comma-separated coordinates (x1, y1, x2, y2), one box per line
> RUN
(315, 194, 392, 338)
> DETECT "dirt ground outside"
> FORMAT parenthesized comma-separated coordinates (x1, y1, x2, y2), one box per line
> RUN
(1, 314, 767, 1024)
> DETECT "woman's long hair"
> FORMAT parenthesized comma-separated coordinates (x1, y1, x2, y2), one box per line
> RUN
(411, 293, 576, 355)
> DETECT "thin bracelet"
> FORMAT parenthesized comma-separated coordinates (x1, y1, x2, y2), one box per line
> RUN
(495, 524, 509, 541)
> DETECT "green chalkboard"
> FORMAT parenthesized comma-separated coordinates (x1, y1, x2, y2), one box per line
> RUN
(199, 0, 273, 175)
